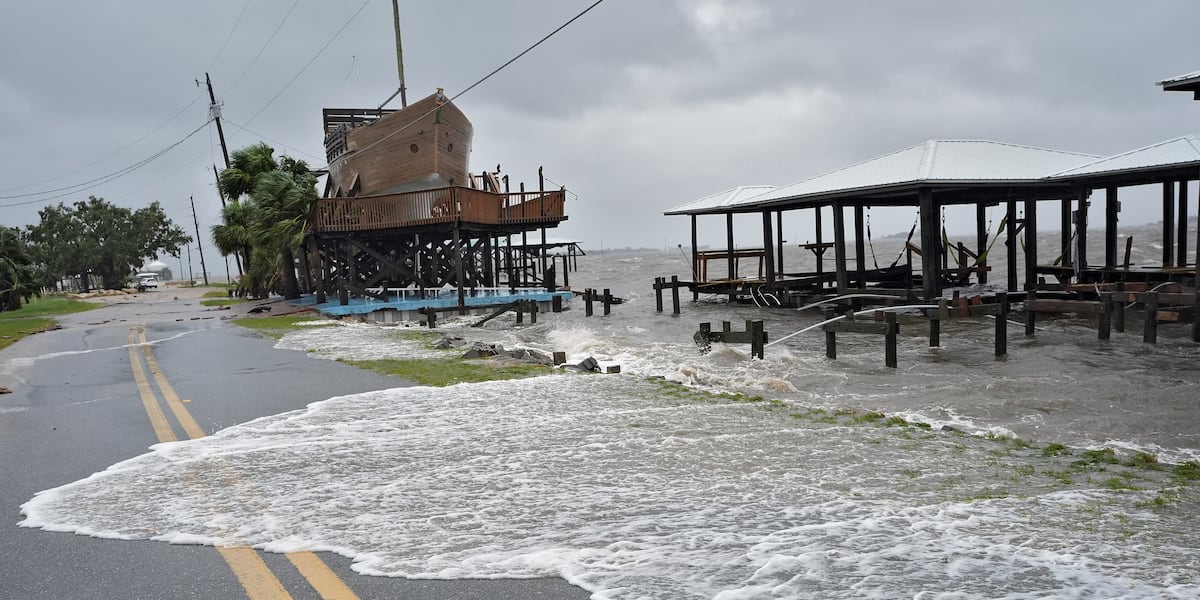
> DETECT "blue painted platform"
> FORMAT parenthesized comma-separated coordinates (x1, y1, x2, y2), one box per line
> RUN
(305, 289, 574, 319)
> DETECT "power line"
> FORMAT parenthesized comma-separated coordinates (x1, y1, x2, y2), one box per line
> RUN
(222, 0, 300, 95)
(237, 0, 372, 130)
(323, 0, 607, 170)
(0, 119, 214, 208)
(221, 118, 323, 162)
(0, 92, 205, 195)
(208, 0, 252, 71)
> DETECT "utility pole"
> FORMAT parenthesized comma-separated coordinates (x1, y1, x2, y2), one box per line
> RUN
(190, 195, 210, 286)
(201, 73, 231, 168)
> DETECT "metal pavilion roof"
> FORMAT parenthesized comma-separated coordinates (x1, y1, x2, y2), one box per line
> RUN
(1049, 134, 1200, 179)
(663, 185, 777, 215)
(665, 140, 1100, 215)
(1158, 70, 1200, 93)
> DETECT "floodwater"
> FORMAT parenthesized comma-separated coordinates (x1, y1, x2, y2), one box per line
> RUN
(18, 225, 1200, 599)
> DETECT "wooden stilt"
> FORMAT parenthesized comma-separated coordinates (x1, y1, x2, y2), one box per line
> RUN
(1098, 293, 1112, 340)
(824, 307, 837, 359)
(1143, 292, 1159, 344)
(885, 312, 898, 368)
(995, 292, 1008, 357)
(1178, 180, 1189, 268)
(1024, 289, 1037, 336)
(1114, 282, 1126, 333)
(671, 275, 681, 315)
(603, 289, 612, 316)
(1163, 181, 1176, 267)
(654, 277, 664, 313)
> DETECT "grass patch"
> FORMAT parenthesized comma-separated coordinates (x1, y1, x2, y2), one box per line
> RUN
(1042, 443, 1071, 457)
(1173, 461, 1200, 484)
(338, 357, 550, 386)
(0, 295, 99, 350)
(232, 314, 327, 339)
(202, 288, 234, 298)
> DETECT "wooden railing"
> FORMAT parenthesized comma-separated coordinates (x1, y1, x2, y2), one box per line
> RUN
(310, 187, 566, 233)
(500, 190, 566, 224)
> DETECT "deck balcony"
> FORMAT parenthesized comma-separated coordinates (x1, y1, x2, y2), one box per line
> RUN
(309, 187, 566, 233)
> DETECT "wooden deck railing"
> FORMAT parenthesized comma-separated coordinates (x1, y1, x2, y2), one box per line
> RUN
(310, 187, 566, 233)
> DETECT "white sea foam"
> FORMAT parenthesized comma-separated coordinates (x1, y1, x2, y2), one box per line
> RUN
(20, 375, 1200, 598)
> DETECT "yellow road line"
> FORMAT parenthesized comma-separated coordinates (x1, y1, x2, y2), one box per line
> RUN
(128, 327, 176, 443)
(129, 325, 360, 600)
(217, 547, 294, 600)
(286, 553, 361, 600)
(137, 329, 206, 439)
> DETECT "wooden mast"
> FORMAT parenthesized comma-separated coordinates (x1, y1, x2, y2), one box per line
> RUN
(392, 0, 408, 108)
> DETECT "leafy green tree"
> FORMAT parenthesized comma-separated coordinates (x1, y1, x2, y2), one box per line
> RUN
(214, 143, 317, 300)
(0, 227, 40, 311)
(25, 197, 190, 290)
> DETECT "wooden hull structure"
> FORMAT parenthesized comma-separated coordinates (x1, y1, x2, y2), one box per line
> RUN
(305, 90, 570, 315)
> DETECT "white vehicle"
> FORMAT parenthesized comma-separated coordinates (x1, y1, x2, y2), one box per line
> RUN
(136, 274, 159, 290)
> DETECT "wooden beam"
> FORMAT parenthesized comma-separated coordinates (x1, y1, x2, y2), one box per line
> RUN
(1163, 180, 1176, 267)
(726, 212, 736, 302)
(1076, 189, 1089, 271)
(1024, 195, 1037, 291)
(977, 202, 989, 285)
(833, 201, 849, 294)
(761, 211, 776, 288)
(1059, 197, 1072, 270)
(1179, 179, 1190, 268)
(919, 189, 939, 299)
(1006, 195, 1018, 291)
(690, 214, 699, 300)
(854, 204, 866, 289)
(775, 210, 784, 276)
(1105, 186, 1119, 269)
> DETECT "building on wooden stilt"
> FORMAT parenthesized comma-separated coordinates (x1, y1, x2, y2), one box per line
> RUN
(305, 91, 573, 321)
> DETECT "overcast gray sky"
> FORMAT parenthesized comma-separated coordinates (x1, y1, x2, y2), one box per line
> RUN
(2, 1, 1199, 273)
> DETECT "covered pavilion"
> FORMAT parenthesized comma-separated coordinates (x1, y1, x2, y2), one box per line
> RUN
(666, 136, 1200, 303)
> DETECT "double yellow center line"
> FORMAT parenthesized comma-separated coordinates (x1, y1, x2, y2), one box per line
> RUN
(127, 325, 359, 600)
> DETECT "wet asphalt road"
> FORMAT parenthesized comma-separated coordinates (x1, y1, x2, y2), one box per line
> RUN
(0, 289, 590, 600)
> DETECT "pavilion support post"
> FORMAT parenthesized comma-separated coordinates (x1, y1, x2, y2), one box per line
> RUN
(482, 234, 494, 287)
(1178, 180, 1190, 268)
(976, 203, 989, 285)
(1006, 195, 1018, 292)
(815, 205, 826, 281)
(690, 214, 699, 300)
(775, 210, 785, 276)
(762, 211, 776, 289)
(833, 201, 850, 295)
(1024, 195, 1038, 291)
(1105, 186, 1119, 270)
(726, 213, 736, 302)
(1163, 181, 1176, 267)
(1076, 189, 1089, 272)
(918, 189, 940, 299)
(1060, 197, 1073, 271)
(854, 204, 866, 289)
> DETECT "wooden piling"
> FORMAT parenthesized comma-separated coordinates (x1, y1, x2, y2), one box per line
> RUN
(749, 319, 765, 359)
(654, 277, 664, 313)
(1114, 281, 1125, 333)
(824, 308, 837, 359)
(929, 315, 941, 348)
(516, 304, 524, 324)
(530, 301, 538, 325)
(1143, 292, 1158, 344)
(603, 288, 612, 316)
(1098, 292, 1112, 340)
(553, 351, 566, 365)
(1193, 289, 1200, 343)
(552, 295, 563, 313)
(885, 312, 898, 368)
(1024, 289, 1037, 337)
(995, 292, 1008, 357)
(671, 275, 681, 315)
(426, 309, 436, 329)
(584, 289, 594, 317)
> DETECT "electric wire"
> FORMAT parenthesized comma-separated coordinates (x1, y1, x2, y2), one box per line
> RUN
(0, 93, 205, 195)
(221, 118, 323, 162)
(222, 0, 300, 95)
(320, 0, 607, 171)
(236, 0, 371, 131)
(0, 119, 214, 208)
(208, 0, 252, 71)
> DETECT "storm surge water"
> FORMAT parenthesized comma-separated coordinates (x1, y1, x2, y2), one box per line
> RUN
(19, 231, 1200, 598)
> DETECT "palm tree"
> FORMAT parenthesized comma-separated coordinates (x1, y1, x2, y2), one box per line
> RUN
(214, 143, 318, 300)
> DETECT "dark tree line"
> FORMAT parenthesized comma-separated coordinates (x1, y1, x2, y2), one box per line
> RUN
(0, 197, 190, 310)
